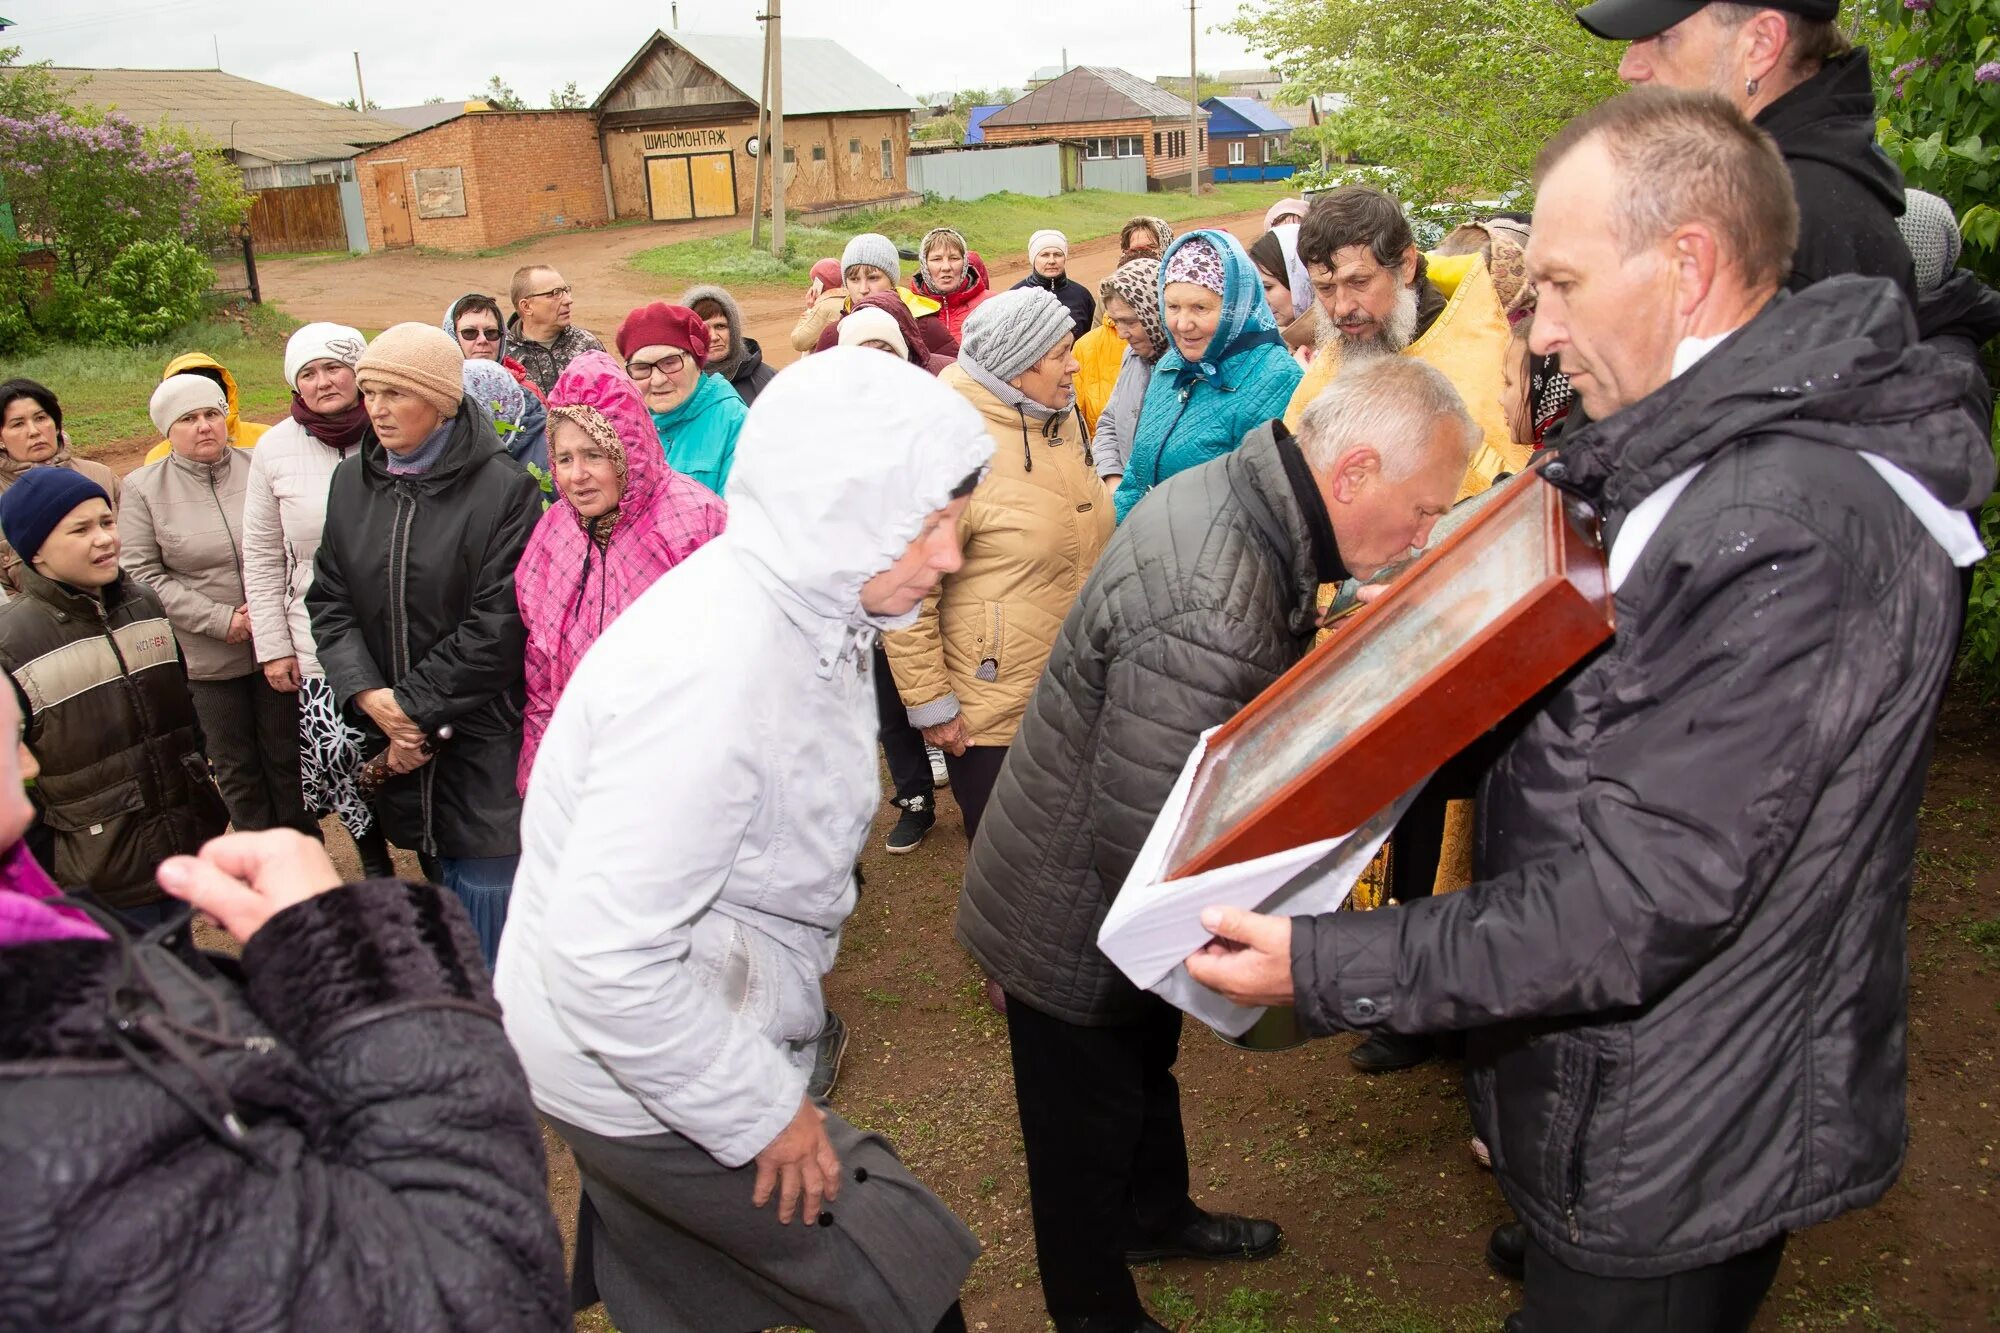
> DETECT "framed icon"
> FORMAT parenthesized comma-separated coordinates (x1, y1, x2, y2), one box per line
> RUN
(1162, 472, 1615, 879)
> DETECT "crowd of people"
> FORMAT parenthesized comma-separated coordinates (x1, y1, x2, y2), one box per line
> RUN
(1, 4, 1998, 1330)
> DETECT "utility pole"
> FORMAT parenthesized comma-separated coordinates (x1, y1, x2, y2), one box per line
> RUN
(770, 0, 786, 256)
(353, 51, 368, 113)
(1188, 0, 1201, 197)
(751, 7, 772, 248)
(212, 35, 221, 70)
(671, 1, 679, 29)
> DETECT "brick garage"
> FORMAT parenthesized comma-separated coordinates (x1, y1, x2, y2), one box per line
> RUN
(355, 110, 608, 253)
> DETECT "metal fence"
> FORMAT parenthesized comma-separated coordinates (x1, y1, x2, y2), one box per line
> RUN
(1079, 157, 1147, 193)
(908, 143, 1065, 200)
(206, 233, 261, 305)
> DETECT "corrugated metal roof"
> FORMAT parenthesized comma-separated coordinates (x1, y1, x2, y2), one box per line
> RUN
(1205, 96, 1294, 135)
(983, 66, 1203, 130)
(50, 67, 406, 163)
(597, 31, 917, 117)
(374, 102, 484, 132)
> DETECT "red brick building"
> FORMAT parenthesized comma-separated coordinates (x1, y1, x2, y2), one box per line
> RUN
(354, 110, 608, 253)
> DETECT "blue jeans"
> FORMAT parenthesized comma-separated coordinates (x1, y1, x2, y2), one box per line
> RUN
(427, 854, 518, 969)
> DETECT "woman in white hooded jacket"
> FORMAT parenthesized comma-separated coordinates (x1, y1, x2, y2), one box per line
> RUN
(495, 348, 993, 1333)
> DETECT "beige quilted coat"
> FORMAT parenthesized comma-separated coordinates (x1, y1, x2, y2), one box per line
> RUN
(884, 363, 1113, 748)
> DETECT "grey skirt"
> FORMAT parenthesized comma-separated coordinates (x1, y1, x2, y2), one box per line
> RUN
(550, 1109, 978, 1333)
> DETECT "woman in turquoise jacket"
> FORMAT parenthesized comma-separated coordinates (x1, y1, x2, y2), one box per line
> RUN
(1113, 230, 1302, 522)
(615, 302, 750, 496)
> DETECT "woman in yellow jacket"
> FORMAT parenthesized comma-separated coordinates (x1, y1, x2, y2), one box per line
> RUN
(141, 351, 270, 464)
(884, 288, 1112, 837)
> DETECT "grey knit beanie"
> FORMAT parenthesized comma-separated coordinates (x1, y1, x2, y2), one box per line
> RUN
(960, 287, 1076, 381)
(1897, 189, 1961, 294)
(841, 232, 901, 282)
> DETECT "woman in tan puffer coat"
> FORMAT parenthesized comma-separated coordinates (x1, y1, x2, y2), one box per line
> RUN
(884, 288, 1112, 838)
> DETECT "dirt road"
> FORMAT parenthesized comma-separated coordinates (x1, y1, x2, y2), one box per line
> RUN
(256, 208, 1273, 376)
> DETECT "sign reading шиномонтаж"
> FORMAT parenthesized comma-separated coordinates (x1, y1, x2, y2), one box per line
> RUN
(641, 128, 732, 151)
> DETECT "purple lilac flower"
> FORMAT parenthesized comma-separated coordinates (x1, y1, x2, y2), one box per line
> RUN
(1904, 0, 1932, 10)
(1976, 61, 2000, 84)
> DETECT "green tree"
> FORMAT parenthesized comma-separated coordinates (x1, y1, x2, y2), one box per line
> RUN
(548, 80, 587, 110)
(477, 74, 525, 110)
(1859, 0, 2000, 283)
(337, 96, 378, 111)
(0, 45, 70, 120)
(1222, 0, 1622, 204)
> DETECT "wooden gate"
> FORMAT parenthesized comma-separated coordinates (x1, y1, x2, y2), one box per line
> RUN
(374, 167, 414, 249)
(246, 182, 348, 253)
(644, 152, 738, 222)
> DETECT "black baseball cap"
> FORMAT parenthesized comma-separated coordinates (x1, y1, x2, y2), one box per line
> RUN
(1576, 0, 1838, 40)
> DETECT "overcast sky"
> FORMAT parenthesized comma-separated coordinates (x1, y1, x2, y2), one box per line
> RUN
(6, 0, 1270, 109)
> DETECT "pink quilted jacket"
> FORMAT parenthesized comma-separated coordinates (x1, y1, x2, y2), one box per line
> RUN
(515, 352, 727, 792)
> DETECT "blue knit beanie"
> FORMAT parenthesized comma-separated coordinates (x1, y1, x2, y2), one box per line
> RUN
(0, 467, 111, 567)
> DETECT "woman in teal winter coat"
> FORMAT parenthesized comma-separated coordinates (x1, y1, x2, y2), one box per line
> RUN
(616, 301, 749, 497)
(1113, 230, 1302, 522)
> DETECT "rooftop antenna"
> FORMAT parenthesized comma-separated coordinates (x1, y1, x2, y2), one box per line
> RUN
(671, 2, 679, 29)
(212, 34, 220, 69)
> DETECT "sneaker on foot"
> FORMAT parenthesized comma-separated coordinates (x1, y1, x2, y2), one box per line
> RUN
(886, 794, 935, 854)
(807, 1009, 849, 1100)
(927, 745, 951, 788)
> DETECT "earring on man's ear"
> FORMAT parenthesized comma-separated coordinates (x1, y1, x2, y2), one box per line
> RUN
(1745, 77, 1760, 96)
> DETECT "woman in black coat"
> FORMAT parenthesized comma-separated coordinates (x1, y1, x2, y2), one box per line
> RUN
(307, 324, 542, 965)
(0, 656, 568, 1331)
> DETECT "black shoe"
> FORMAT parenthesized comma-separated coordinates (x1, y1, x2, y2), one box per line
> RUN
(353, 826, 397, 880)
(885, 794, 935, 854)
(1487, 1221, 1526, 1282)
(1124, 1209, 1282, 1264)
(807, 1010, 849, 1100)
(1346, 1029, 1434, 1073)
(1051, 1318, 1172, 1333)
(1502, 1315, 1526, 1333)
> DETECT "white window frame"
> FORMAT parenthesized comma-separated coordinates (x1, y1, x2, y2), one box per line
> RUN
(1228, 140, 1245, 165)
(1118, 135, 1143, 158)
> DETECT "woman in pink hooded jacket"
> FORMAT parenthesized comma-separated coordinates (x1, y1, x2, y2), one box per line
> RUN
(515, 351, 726, 792)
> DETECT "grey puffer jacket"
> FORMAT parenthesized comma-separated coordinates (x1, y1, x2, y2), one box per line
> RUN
(959, 422, 1342, 1025)
(1289, 276, 1995, 1278)
(0, 878, 569, 1330)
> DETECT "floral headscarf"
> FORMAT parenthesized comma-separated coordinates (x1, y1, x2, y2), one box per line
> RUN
(1154, 230, 1285, 387)
(1100, 257, 1165, 364)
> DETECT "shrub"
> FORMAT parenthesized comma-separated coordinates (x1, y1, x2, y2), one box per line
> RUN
(44, 238, 212, 346)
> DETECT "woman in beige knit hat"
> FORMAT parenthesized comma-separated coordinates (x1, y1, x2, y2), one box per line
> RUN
(306, 322, 543, 965)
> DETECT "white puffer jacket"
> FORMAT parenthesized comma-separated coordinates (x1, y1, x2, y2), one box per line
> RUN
(495, 349, 993, 1166)
(240, 417, 357, 677)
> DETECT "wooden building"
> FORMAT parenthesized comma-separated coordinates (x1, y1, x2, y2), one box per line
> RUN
(594, 31, 920, 224)
(1201, 97, 1296, 182)
(979, 67, 1210, 191)
(353, 110, 608, 253)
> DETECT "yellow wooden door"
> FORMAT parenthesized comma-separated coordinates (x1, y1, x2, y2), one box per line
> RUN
(646, 157, 693, 222)
(690, 153, 737, 218)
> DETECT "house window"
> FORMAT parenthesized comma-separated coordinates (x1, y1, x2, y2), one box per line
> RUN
(1228, 140, 1245, 165)
(1084, 137, 1110, 160)
(1118, 135, 1143, 157)
(1263, 136, 1275, 163)
(881, 138, 893, 175)
(1198, 128, 1205, 149)
(849, 138, 861, 155)
(812, 144, 826, 162)
(783, 146, 795, 163)
(1154, 131, 1162, 155)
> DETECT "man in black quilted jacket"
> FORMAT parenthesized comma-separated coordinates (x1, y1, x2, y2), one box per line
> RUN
(958, 354, 1477, 1333)
(1190, 91, 1993, 1333)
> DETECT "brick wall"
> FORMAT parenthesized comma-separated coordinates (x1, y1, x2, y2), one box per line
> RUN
(982, 115, 1205, 182)
(355, 111, 607, 253)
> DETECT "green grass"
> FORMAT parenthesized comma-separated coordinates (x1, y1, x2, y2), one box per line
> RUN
(1149, 1278, 1507, 1333)
(1960, 915, 2000, 958)
(9, 304, 305, 455)
(626, 184, 1293, 288)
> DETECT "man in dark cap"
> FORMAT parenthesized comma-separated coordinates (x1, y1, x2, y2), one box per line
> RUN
(1576, 0, 1915, 300)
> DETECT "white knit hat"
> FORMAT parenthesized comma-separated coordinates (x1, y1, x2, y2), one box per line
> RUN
(148, 374, 229, 436)
(1897, 189, 1961, 294)
(283, 321, 368, 390)
(841, 233, 901, 281)
(960, 287, 1074, 381)
(837, 306, 910, 361)
(1029, 229, 1069, 261)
